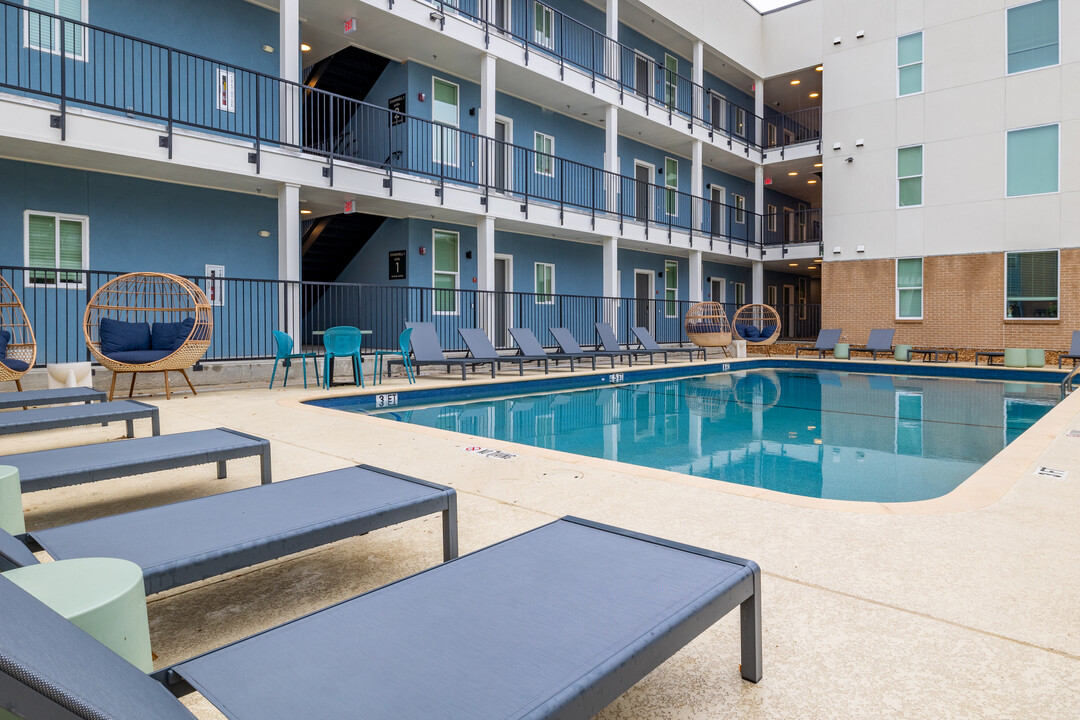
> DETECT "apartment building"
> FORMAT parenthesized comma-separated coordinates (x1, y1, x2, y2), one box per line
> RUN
(0, 0, 1069, 354)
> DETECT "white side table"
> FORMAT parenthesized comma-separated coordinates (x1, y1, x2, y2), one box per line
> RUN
(46, 361, 93, 389)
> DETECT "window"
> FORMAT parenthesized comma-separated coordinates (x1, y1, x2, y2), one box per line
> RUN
(664, 260, 678, 317)
(1007, 0, 1058, 74)
(534, 132, 554, 177)
(664, 54, 678, 107)
(432, 78, 459, 167)
(534, 2, 554, 50)
(897, 145, 922, 207)
(534, 262, 554, 303)
(897, 32, 922, 96)
(1006, 250, 1058, 319)
(25, 211, 87, 286)
(664, 157, 678, 216)
(432, 229, 459, 314)
(896, 258, 923, 319)
(767, 123, 777, 147)
(24, 0, 85, 60)
(733, 194, 745, 223)
(766, 204, 777, 232)
(1007, 124, 1058, 196)
(734, 282, 745, 306)
(797, 202, 808, 241)
(735, 107, 746, 137)
(767, 285, 778, 305)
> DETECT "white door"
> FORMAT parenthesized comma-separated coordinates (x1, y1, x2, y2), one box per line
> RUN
(710, 185, 726, 238)
(710, 278, 726, 305)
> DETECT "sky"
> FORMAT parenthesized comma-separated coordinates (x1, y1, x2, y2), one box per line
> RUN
(747, 0, 800, 11)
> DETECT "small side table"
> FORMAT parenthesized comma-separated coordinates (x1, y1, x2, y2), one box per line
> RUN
(3, 558, 153, 671)
(894, 344, 912, 362)
(0, 465, 23, 534)
(833, 342, 850, 359)
(1004, 348, 1028, 368)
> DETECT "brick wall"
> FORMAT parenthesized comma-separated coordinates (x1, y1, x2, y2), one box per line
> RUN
(821, 250, 1079, 351)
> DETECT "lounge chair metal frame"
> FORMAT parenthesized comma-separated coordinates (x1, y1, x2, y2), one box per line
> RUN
(459, 328, 549, 375)
(0, 399, 159, 438)
(1059, 331, 1080, 368)
(550, 327, 629, 368)
(595, 322, 665, 364)
(509, 327, 582, 370)
(631, 325, 706, 362)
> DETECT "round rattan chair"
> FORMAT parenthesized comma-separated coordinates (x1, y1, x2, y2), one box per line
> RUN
(0, 277, 36, 391)
(684, 301, 732, 349)
(84, 272, 212, 400)
(732, 304, 782, 356)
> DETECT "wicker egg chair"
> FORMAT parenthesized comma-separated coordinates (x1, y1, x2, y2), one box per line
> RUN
(684, 301, 732, 352)
(0, 277, 36, 391)
(84, 272, 212, 400)
(731, 304, 782, 357)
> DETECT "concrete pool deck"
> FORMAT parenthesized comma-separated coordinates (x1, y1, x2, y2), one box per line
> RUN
(6, 355, 1079, 718)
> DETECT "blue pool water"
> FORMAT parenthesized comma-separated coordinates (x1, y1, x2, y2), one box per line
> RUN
(366, 369, 1059, 502)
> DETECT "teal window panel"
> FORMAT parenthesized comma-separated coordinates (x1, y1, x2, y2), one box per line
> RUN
(1007, 125, 1058, 197)
(1008, 0, 1058, 74)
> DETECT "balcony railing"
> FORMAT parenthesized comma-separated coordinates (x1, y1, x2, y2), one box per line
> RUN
(1, 265, 822, 368)
(0, 0, 821, 253)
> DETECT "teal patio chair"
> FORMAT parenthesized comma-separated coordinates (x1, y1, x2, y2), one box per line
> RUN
(270, 331, 321, 389)
(373, 327, 415, 384)
(322, 326, 364, 389)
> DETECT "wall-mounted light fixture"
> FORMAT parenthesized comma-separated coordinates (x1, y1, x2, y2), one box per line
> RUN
(468, 108, 476, 116)
(261, 44, 275, 53)
(833, 36, 841, 45)
(465, 251, 473, 259)
(258, 230, 271, 237)
(419, 246, 426, 255)
(855, 138, 864, 147)
(833, 142, 842, 150)
(856, 29, 865, 38)
(856, 245, 866, 253)
(832, 246, 842, 254)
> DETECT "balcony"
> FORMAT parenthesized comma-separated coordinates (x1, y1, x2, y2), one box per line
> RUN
(0, 1, 822, 256)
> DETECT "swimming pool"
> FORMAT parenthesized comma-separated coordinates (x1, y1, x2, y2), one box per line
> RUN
(361, 369, 1059, 502)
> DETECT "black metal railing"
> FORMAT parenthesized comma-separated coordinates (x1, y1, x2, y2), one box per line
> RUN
(3, 265, 821, 367)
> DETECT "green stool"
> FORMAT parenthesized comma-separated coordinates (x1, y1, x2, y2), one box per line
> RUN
(833, 342, 850, 359)
(893, 344, 912, 362)
(1004, 348, 1028, 368)
(1026, 349, 1045, 367)
(0, 465, 23, 535)
(3, 558, 153, 672)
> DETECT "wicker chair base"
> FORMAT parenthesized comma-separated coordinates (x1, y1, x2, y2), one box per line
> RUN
(687, 332, 732, 348)
(108, 368, 197, 401)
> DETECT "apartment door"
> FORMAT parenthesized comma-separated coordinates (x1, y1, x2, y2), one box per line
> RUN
(493, 0, 508, 32)
(494, 117, 511, 192)
(783, 206, 795, 244)
(634, 53, 650, 98)
(710, 278, 726, 305)
(634, 270, 653, 332)
(634, 162, 653, 222)
(782, 284, 795, 337)
(710, 92, 726, 132)
(710, 185, 726, 237)
(493, 255, 512, 345)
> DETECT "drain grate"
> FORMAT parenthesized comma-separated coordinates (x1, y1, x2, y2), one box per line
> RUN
(1034, 466, 1069, 480)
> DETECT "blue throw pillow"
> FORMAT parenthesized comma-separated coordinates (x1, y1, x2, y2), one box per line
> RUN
(99, 318, 151, 354)
(151, 317, 196, 352)
(742, 325, 760, 340)
(0, 329, 9, 358)
(758, 325, 776, 340)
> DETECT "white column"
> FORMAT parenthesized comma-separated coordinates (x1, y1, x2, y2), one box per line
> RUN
(606, 0, 618, 38)
(279, 0, 300, 146)
(754, 163, 764, 256)
(692, 40, 704, 122)
(754, 77, 764, 148)
(751, 260, 764, 304)
(691, 139, 703, 231)
(477, 216, 496, 292)
(278, 182, 301, 343)
(689, 249, 703, 302)
(480, 53, 497, 191)
(604, 104, 619, 210)
(603, 235, 618, 324)
(604, 0, 619, 78)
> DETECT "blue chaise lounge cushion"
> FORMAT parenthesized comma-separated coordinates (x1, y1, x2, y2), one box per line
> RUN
(103, 350, 173, 365)
(758, 325, 776, 340)
(100, 318, 151, 354)
(742, 325, 760, 340)
(151, 317, 196, 352)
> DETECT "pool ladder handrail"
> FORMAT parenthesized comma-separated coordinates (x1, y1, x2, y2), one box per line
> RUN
(1060, 363, 1080, 398)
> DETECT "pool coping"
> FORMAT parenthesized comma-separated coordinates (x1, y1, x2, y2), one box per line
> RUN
(284, 356, 1077, 515)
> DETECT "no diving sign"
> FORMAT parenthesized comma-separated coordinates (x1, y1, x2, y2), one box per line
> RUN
(464, 446, 516, 460)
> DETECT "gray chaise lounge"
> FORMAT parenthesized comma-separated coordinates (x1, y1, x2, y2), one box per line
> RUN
(0, 387, 106, 410)
(2, 465, 458, 594)
(0, 399, 159, 437)
(848, 329, 895, 360)
(459, 328, 549, 375)
(596, 322, 665, 364)
(510, 327, 586, 370)
(632, 325, 706, 362)
(1059, 331, 1080, 368)
(0, 517, 759, 720)
(550, 327, 630, 368)
(794, 328, 843, 358)
(388, 322, 496, 380)
(1, 427, 271, 493)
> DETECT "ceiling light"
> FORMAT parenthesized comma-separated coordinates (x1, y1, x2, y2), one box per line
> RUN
(816, 259, 823, 263)
(809, 92, 819, 98)
(300, 43, 311, 52)
(790, 79, 800, 85)
(788, 263, 798, 267)
(814, 163, 823, 167)
(807, 179, 818, 184)
(300, 209, 312, 215)
(807, 266, 817, 270)
(815, 65, 823, 72)
(788, 171, 798, 176)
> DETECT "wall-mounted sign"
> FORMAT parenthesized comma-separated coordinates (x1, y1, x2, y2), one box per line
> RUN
(389, 250, 407, 280)
(388, 94, 406, 126)
(215, 69, 235, 113)
(343, 17, 357, 34)
(205, 264, 225, 307)
(344, 199, 356, 214)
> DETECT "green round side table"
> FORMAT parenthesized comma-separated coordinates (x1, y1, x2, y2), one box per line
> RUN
(0, 465, 23, 535)
(3, 558, 153, 672)
(833, 342, 850, 359)
(893, 344, 912, 362)
(1004, 348, 1028, 368)
(1026, 349, 1045, 367)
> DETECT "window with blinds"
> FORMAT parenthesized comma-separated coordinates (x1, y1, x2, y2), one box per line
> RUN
(431, 78, 459, 167)
(1007, 0, 1058, 74)
(24, 0, 85, 59)
(896, 258, 923, 319)
(25, 211, 86, 286)
(1006, 250, 1057, 319)
(664, 260, 678, 317)
(663, 158, 678, 217)
(534, 262, 554, 304)
(533, 132, 554, 177)
(897, 145, 923, 207)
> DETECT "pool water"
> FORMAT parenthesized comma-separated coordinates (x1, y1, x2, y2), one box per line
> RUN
(367, 369, 1059, 502)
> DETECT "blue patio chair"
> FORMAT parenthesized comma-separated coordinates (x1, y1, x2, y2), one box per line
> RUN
(270, 331, 321, 389)
(373, 327, 415, 384)
(322, 326, 364, 389)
